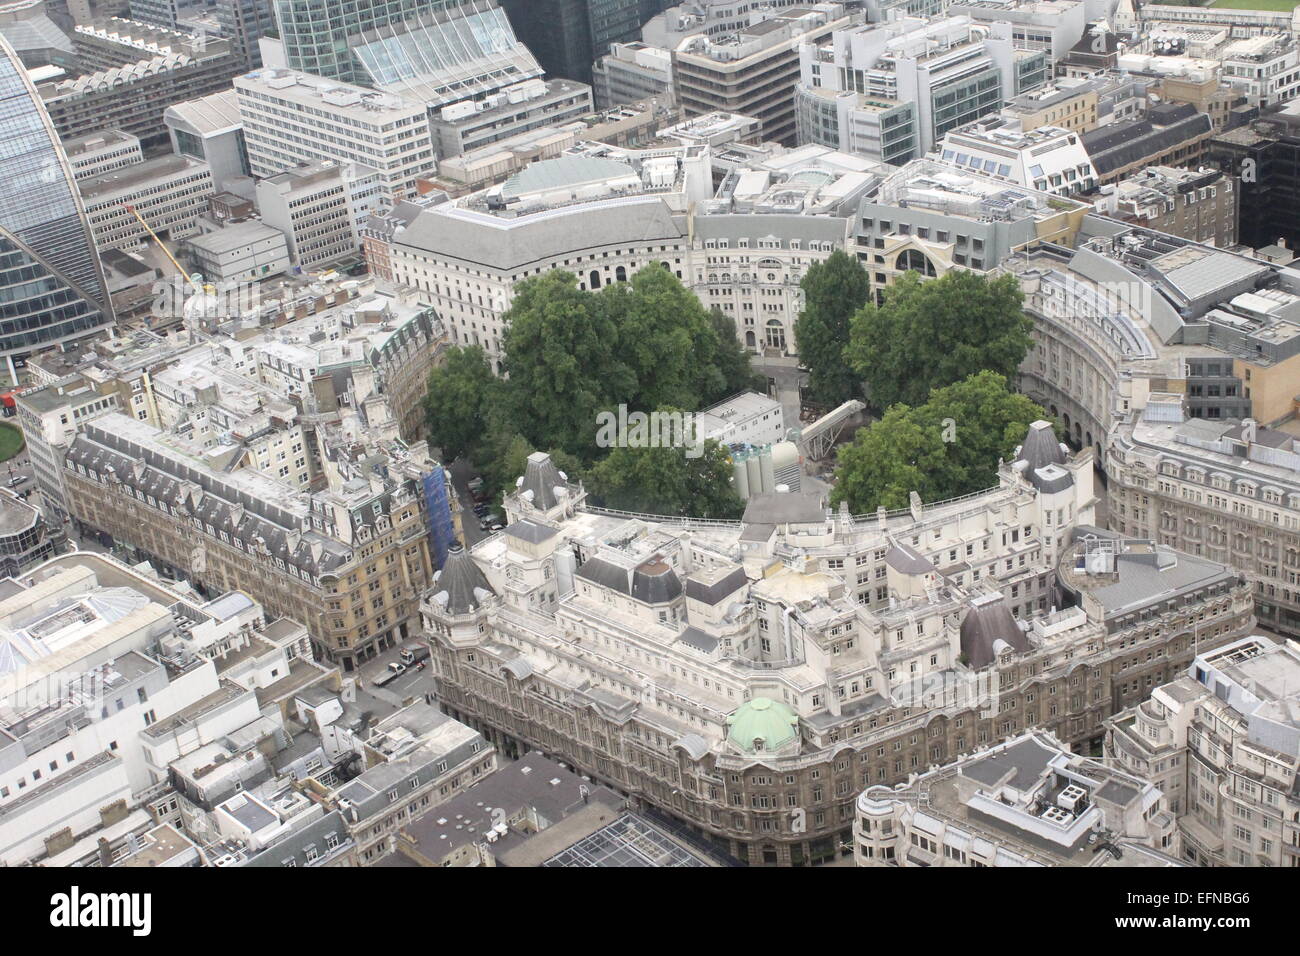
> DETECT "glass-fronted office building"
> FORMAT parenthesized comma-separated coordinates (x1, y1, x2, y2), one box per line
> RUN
(273, 0, 469, 83)
(0, 38, 112, 384)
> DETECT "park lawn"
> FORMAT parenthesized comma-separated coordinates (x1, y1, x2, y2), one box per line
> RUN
(0, 421, 24, 463)
(1209, 0, 1299, 10)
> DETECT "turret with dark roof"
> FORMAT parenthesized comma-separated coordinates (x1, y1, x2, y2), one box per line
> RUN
(1015, 420, 1067, 473)
(1013, 420, 1075, 493)
(431, 542, 495, 615)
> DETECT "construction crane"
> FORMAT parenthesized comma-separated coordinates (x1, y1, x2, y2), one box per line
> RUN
(121, 202, 206, 294)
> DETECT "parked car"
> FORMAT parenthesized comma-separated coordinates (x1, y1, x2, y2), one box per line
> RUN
(472, 503, 490, 516)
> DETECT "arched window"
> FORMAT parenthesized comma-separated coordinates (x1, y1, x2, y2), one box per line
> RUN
(896, 249, 936, 276)
(745, 330, 757, 349)
(589, 270, 601, 289)
(765, 319, 786, 351)
(615, 265, 627, 282)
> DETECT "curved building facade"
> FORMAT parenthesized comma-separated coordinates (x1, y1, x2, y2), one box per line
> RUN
(0, 36, 112, 384)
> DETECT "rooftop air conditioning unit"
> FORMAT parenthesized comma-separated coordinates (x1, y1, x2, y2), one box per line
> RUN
(1058, 783, 1089, 812)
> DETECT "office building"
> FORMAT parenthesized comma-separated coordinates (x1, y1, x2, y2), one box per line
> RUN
(62, 409, 443, 670)
(235, 69, 436, 203)
(0, 34, 112, 384)
(1208, 110, 1300, 253)
(254, 161, 376, 269)
(184, 219, 291, 283)
(0, 488, 58, 576)
(61, 128, 142, 180)
(298, 703, 495, 864)
(1106, 636, 1300, 866)
(500, 0, 596, 85)
(38, 19, 242, 148)
(690, 145, 880, 357)
(164, 88, 249, 192)
(0, 0, 79, 73)
(948, 0, 1089, 65)
(79, 154, 215, 253)
(797, 15, 1049, 161)
(1001, 81, 1101, 134)
(937, 119, 1096, 197)
(272, 0, 478, 85)
(855, 730, 1180, 866)
(674, 3, 853, 146)
(428, 77, 594, 160)
(214, 0, 274, 71)
(1080, 102, 1213, 188)
(0, 550, 329, 866)
(389, 141, 711, 369)
(593, 41, 674, 109)
(856, 158, 1090, 300)
(1094, 165, 1237, 248)
(1107, 410, 1300, 639)
(1005, 217, 1300, 466)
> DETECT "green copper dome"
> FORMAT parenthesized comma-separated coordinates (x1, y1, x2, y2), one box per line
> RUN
(726, 697, 799, 753)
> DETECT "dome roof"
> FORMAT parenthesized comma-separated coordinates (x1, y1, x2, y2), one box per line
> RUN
(726, 697, 799, 753)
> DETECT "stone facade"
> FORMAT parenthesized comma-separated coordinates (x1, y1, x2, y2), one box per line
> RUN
(420, 440, 1254, 865)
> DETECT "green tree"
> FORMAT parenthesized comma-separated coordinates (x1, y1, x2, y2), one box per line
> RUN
(830, 372, 1050, 513)
(500, 271, 634, 460)
(794, 249, 871, 406)
(597, 264, 723, 412)
(846, 270, 1031, 411)
(588, 419, 743, 519)
(477, 429, 535, 510)
(921, 371, 1051, 493)
(702, 307, 764, 403)
(424, 345, 497, 462)
(829, 404, 957, 513)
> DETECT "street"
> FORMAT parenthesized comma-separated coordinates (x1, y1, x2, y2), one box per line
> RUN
(447, 457, 491, 546)
(352, 640, 440, 714)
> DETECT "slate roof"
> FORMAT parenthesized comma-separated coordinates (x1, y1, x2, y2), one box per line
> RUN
(678, 626, 719, 654)
(505, 518, 558, 544)
(1082, 103, 1210, 175)
(576, 554, 682, 604)
(960, 594, 1030, 669)
(240, 809, 351, 867)
(64, 430, 351, 577)
(684, 565, 748, 606)
(395, 196, 685, 273)
(885, 542, 934, 575)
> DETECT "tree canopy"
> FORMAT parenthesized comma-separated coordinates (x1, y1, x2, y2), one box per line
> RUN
(794, 249, 871, 406)
(830, 371, 1051, 513)
(424, 264, 756, 516)
(588, 426, 744, 520)
(423, 345, 499, 463)
(846, 270, 1032, 411)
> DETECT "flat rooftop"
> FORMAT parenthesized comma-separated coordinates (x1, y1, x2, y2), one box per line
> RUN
(79, 154, 209, 200)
